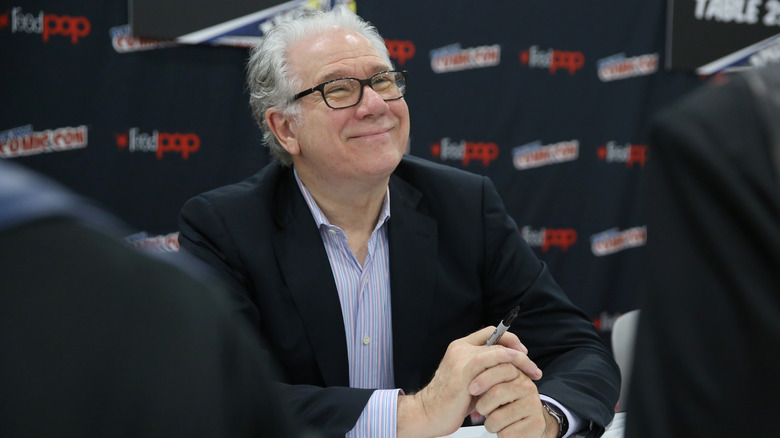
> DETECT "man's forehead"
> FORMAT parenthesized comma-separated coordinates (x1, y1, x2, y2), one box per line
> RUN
(288, 29, 387, 82)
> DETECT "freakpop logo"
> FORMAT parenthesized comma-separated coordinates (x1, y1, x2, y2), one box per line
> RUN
(431, 137, 499, 167)
(115, 128, 200, 160)
(597, 142, 648, 167)
(5, 7, 91, 44)
(521, 226, 578, 252)
(0, 124, 88, 158)
(520, 45, 584, 75)
(385, 39, 416, 66)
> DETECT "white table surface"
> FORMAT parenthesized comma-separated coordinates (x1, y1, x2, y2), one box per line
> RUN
(440, 412, 625, 438)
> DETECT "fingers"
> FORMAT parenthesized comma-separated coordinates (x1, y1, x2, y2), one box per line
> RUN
(412, 334, 524, 437)
(482, 328, 541, 379)
(464, 326, 504, 345)
(494, 329, 529, 355)
(509, 348, 542, 380)
(474, 376, 543, 427)
(466, 326, 529, 354)
(464, 327, 542, 381)
(483, 399, 546, 437)
(464, 344, 519, 379)
(468, 362, 519, 396)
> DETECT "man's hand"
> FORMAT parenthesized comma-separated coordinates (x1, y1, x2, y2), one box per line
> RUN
(469, 360, 557, 438)
(396, 327, 542, 438)
(466, 330, 558, 437)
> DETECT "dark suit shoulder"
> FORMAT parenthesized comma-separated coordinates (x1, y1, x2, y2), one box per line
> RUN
(649, 72, 775, 186)
(393, 156, 487, 203)
(396, 155, 485, 183)
(193, 161, 288, 205)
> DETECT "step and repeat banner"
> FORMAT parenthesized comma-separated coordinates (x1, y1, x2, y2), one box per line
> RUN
(6, 0, 760, 336)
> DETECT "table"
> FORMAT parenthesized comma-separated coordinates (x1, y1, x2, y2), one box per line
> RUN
(440, 412, 625, 438)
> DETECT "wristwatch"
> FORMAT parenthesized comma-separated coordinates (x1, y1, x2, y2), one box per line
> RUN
(542, 401, 569, 438)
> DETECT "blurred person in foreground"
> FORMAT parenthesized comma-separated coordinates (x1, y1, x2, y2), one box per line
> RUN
(178, 6, 619, 438)
(626, 64, 780, 436)
(0, 160, 312, 438)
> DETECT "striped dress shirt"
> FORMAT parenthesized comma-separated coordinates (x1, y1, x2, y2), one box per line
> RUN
(295, 172, 400, 437)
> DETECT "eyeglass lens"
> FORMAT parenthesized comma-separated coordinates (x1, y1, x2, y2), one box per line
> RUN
(323, 71, 405, 108)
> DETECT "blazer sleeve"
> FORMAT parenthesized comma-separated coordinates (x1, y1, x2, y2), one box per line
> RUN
(178, 194, 374, 438)
(479, 176, 621, 436)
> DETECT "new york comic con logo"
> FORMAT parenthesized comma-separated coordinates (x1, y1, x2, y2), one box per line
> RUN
(1, 7, 91, 44)
(512, 140, 579, 171)
(115, 128, 200, 160)
(0, 124, 88, 158)
(110, 24, 176, 53)
(430, 43, 501, 73)
(591, 226, 647, 256)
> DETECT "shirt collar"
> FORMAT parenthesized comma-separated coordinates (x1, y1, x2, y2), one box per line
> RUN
(293, 167, 391, 231)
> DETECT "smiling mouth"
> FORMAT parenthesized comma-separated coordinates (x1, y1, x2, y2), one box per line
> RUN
(352, 127, 392, 139)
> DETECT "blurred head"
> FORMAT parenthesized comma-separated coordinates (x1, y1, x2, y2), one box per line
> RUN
(247, 5, 394, 167)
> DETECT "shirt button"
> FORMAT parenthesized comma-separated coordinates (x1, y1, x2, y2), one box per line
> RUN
(328, 229, 337, 235)
(362, 336, 371, 345)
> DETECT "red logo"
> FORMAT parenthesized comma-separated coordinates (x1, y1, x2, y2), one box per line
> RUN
(597, 142, 647, 167)
(521, 226, 578, 252)
(115, 128, 200, 160)
(520, 45, 584, 75)
(385, 39, 416, 66)
(43, 14, 90, 43)
(431, 137, 499, 167)
(9, 7, 91, 44)
(0, 10, 10, 29)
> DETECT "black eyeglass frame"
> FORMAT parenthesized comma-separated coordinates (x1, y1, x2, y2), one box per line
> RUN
(290, 70, 408, 109)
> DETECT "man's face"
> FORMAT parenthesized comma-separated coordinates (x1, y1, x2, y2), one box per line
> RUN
(283, 28, 410, 184)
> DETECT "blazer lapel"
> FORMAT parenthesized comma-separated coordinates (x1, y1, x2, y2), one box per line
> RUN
(271, 172, 350, 387)
(388, 175, 438, 391)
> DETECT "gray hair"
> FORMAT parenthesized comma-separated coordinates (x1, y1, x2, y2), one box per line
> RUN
(246, 5, 392, 166)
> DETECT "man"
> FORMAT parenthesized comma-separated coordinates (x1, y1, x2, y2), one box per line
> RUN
(626, 66, 780, 436)
(178, 6, 619, 438)
(0, 161, 310, 438)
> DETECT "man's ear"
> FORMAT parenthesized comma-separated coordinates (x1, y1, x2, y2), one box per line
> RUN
(266, 108, 300, 155)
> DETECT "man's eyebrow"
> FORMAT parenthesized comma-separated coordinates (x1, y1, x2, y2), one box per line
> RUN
(316, 65, 391, 83)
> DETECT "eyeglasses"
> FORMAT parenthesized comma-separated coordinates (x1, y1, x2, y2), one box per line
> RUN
(291, 70, 408, 109)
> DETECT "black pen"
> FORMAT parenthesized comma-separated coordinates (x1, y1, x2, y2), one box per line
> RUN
(484, 305, 521, 346)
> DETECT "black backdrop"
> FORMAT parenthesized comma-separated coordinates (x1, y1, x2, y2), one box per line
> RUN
(2, 0, 709, 337)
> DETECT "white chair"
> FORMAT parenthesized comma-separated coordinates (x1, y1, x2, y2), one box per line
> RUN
(611, 309, 640, 412)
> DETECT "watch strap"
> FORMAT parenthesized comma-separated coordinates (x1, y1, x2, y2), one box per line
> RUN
(542, 401, 569, 438)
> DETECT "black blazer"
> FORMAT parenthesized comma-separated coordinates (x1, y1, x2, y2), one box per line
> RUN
(179, 155, 620, 437)
(626, 66, 780, 437)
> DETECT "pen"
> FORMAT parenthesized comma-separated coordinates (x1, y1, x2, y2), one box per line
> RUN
(484, 305, 521, 346)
